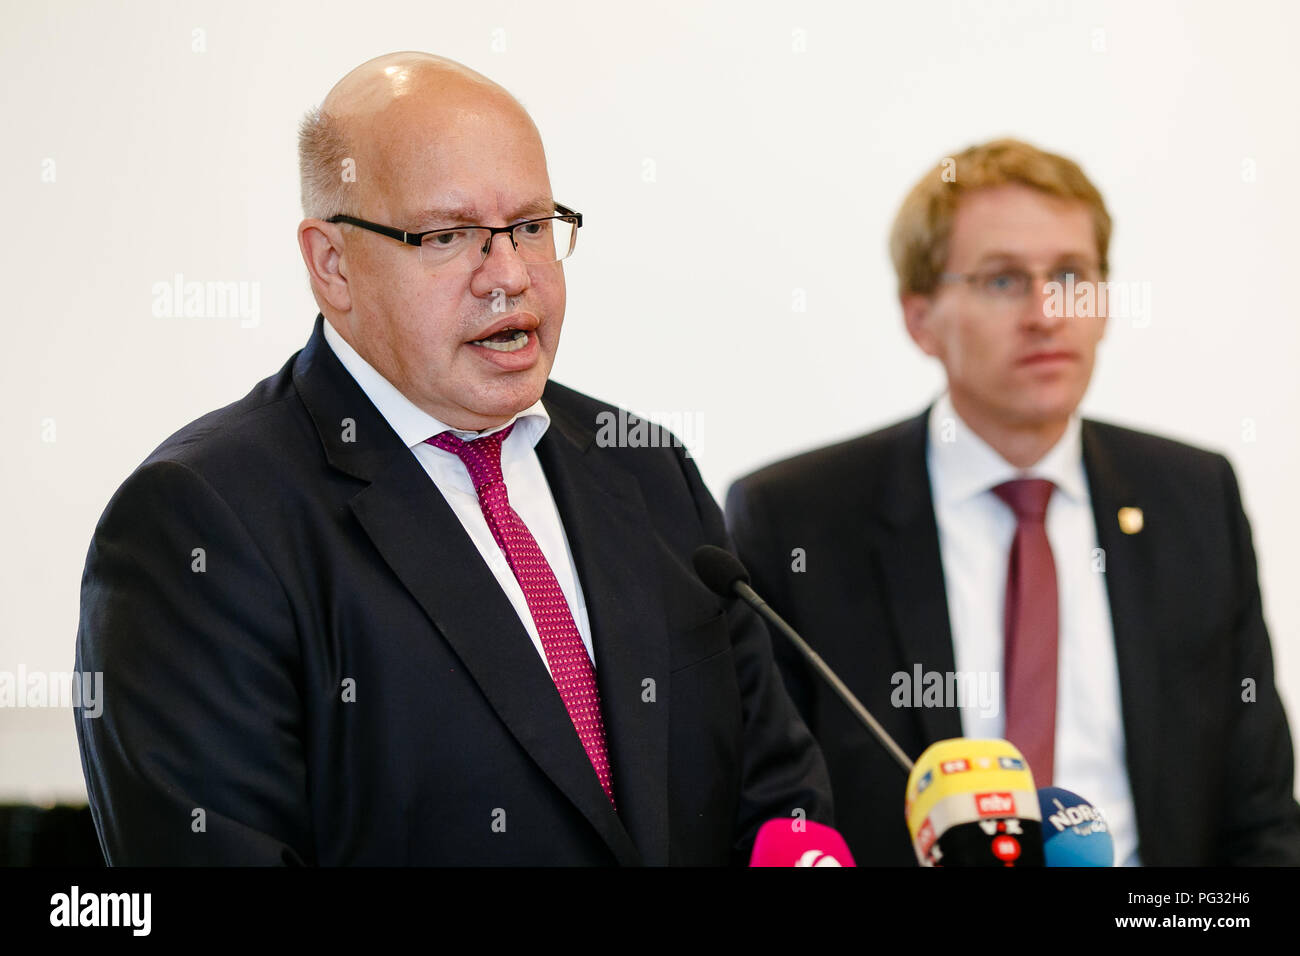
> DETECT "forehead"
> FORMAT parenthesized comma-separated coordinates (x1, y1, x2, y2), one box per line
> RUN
(363, 95, 553, 222)
(947, 184, 1096, 265)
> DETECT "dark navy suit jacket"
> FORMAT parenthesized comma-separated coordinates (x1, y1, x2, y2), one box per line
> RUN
(726, 411, 1300, 865)
(75, 314, 831, 865)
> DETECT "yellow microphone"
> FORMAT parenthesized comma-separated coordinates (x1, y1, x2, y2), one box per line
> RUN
(905, 738, 1044, 867)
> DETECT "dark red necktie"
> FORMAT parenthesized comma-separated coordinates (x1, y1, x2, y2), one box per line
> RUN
(427, 423, 615, 807)
(992, 478, 1058, 785)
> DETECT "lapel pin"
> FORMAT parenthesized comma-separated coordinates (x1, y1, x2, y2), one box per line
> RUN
(1118, 507, 1144, 535)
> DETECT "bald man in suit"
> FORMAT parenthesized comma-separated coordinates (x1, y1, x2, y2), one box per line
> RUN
(76, 52, 830, 865)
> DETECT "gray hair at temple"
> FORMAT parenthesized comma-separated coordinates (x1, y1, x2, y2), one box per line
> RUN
(297, 106, 354, 220)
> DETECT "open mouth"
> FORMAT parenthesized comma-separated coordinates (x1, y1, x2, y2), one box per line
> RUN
(470, 328, 530, 353)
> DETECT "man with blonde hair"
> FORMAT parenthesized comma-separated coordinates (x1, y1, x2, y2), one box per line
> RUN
(727, 138, 1300, 865)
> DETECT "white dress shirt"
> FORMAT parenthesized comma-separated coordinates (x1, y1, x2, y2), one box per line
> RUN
(926, 392, 1140, 866)
(322, 320, 593, 675)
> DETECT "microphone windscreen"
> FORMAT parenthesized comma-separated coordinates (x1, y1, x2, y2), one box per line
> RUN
(749, 818, 856, 867)
(1038, 787, 1114, 867)
(692, 544, 750, 597)
(904, 738, 1044, 866)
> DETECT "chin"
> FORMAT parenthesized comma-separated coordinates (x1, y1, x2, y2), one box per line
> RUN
(1013, 398, 1081, 429)
(1019, 377, 1086, 417)
(484, 378, 548, 418)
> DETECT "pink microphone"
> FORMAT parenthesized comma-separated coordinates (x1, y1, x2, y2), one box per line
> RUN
(748, 819, 857, 867)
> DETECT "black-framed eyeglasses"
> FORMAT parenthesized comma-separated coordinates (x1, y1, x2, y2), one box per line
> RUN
(326, 204, 582, 270)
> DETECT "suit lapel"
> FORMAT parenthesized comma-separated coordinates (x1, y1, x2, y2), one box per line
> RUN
(293, 316, 640, 864)
(1081, 421, 1163, 862)
(873, 412, 962, 749)
(535, 390, 671, 866)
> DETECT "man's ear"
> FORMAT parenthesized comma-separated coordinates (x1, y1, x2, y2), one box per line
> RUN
(298, 220, 352, 313)
(901, 292, 940, 357)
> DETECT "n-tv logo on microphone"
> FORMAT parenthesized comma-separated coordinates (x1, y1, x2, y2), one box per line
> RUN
(976, 792, 1015, 817)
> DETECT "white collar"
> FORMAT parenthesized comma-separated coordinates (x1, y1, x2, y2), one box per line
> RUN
(926, 391, 1087, 506)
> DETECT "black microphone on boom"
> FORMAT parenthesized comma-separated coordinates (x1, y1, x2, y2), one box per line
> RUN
(692, 544, 915, 775)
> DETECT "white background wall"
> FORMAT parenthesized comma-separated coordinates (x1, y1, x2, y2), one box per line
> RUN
(3, 0, 1297, 802)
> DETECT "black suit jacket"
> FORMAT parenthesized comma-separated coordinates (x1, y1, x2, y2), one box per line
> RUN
(726, 410, 1300, 865)
(74, 314, 831, 865)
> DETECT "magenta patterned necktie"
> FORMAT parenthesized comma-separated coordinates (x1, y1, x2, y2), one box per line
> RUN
(992, 478, 1058, 786)
(427, 423, 615, 807)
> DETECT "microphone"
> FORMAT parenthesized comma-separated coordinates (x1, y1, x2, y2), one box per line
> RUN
(749, 819, 857, 867)
(1038, 787, 1114, 867)
(692, 545, 915, 775)
(904, 738, 1045, 866)
(692, 544, 754, 596)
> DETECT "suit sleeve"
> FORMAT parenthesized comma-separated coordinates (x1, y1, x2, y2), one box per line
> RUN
(75, 459, 313, 865)
(1215, 457, 1300, 864)
(673, 451, 834, 861)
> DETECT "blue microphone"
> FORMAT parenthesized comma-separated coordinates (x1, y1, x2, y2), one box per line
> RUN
(1038, 787, 1114, 867)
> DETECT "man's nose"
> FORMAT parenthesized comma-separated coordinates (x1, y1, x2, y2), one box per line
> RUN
(1023, 277, 1067, 333)
(471, 231, 530, 297)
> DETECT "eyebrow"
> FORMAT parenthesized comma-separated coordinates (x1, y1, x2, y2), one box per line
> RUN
(970, 250, 1099, 269)
(409, 197, 557, 228)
